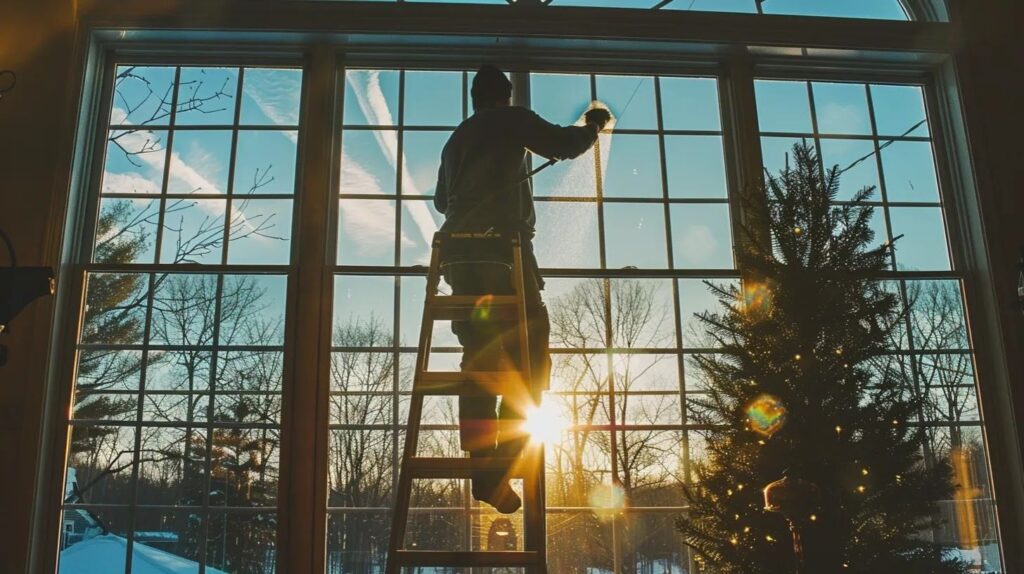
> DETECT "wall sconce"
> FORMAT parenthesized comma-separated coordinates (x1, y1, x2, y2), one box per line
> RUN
(1, 229, 56, 366)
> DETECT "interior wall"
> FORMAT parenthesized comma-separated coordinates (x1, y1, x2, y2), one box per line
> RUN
(0, 0, 77, 571)
(950, 0, 1024, 564)
(0, 1, 1021, 572)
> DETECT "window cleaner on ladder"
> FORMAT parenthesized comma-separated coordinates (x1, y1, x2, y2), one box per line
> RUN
(433, 64, 611, 513)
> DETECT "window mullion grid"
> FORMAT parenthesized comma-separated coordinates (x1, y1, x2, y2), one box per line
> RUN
(391, 69, 405, 530)
(866, 84, 935, 467)
(197, 273, 227, 574)
(123, 272, 158, 574)
(653, 74, 693, 498)
(123, 64, 184, 574)
(590, 72, 625, 574)
(221, 68, 246, 266)
(152, 67, 182, 266)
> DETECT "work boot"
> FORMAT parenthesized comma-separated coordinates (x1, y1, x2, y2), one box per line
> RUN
(472, 477, 522, 514)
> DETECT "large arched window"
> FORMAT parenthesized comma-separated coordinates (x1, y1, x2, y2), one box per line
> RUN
(47, 2, 1005, 573)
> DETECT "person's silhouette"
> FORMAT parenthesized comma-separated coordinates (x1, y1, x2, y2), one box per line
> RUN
(434, 64, 610, 513)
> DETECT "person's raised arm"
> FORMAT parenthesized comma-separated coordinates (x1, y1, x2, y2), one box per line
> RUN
(514, 107, 610, 161)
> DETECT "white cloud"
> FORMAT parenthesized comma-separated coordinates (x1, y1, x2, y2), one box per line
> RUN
(677, 225, 718, 265)
(346, 72, 441, 253)
(102, 170, 161, 195)
(339, 153, 414, 255)
(109, 107, 264, 241)
(245, 70, 301, 143)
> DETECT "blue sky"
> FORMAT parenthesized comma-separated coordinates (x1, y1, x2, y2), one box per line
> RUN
(99, 65, 951, 353)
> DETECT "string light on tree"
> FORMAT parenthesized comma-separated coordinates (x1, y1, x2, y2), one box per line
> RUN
(675, 142, 966, 574)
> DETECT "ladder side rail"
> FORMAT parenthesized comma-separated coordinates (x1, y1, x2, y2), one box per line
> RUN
(510, 234, 547, 573)
(386, 234, 445, 573)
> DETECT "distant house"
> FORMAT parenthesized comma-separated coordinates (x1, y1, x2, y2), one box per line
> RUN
(60, 469, 226, 573)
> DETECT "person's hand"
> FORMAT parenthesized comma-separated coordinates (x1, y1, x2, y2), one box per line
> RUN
(584, 108, 611, 131)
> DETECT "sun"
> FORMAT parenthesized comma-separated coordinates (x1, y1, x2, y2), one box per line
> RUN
(521, 396, 570, 444)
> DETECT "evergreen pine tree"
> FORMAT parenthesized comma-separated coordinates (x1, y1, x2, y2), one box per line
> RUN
(676, 142, 966, 573)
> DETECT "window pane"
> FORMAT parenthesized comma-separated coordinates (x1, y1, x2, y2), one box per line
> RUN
(532, 148, 598, 198)
(755, 80, 812, 133)
(111, 66, 176, 126)
(596, 75, 657, 131)
(889, 207, 951, 271)
(344, 69, 399, 126)
(531, 73, 591, 127)
(881, 140, 940, 202)
(760, 136, 807, 179)
(340, 130, 398, 195)
(871, 84, 929, 137)
(679, 278, 737, 349)
(534, 201, 600, 269)
(175, 67, 239, 125)
(665, 135, 727, 198)
(670, 203, 733, 269)
(812, 81, 872, 135)
(234, 130, 298, 195)
(337, 198, 396, 266)
(399, 199, 443, 266)
(168, 130, 232, 195)
(604, 203, 668, 269)
(610, 279, 676, 347)
(225, 199, 293, 264)
(612, 353, 679, 391)
(602, 134, 662, 198)
(241, 68, 303, 126)
(401, 130, 449, 196)
(404, 71, 463, 126)
(547, 279, 607, 349)
(333, 275, 395, 346)
(94, 198, 160, 264)
(660, 77, 720, 131)
(820, 138, 880, 201)
(103, 129, 166, 196)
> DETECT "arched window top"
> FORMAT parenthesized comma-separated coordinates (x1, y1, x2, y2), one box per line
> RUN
(356, 0, 935, 21)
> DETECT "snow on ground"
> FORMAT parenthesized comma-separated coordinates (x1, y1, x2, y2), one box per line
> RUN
(59, 534, 228, 574)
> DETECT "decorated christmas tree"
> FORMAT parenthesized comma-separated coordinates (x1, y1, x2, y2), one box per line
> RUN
(676, 142, 966, 573)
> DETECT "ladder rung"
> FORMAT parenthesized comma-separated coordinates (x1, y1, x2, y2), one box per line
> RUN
(417, 371, 523, 385)
(427, 295, 522, 321)
(393, 550, 542, 567)
(429, 295, 522, 308)
(406, 457, 537, 478)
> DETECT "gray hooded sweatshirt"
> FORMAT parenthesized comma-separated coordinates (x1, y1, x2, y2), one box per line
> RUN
(434, 105, 599, 237)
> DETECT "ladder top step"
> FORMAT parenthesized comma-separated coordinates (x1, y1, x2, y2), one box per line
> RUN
(413, 380, 506, 396)
(406, 456, 540, 478)
(417, 371, 524, 385)
(393, 550, 542, 567)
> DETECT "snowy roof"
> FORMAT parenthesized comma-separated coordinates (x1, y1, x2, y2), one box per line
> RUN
(59, 534, 228, 574)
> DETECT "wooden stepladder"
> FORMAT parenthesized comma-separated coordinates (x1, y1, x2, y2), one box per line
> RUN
(385, 231, 548, 574)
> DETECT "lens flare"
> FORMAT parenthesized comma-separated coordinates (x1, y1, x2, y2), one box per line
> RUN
(522, 396, 569, 444)
(745, 394, 787, 438)
(470, 294, 494, 326)
(588, 483, 627, 520)
(741, 281, 772, 312)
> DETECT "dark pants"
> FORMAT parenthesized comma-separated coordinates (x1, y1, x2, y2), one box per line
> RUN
(444, 241, 551, 470)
